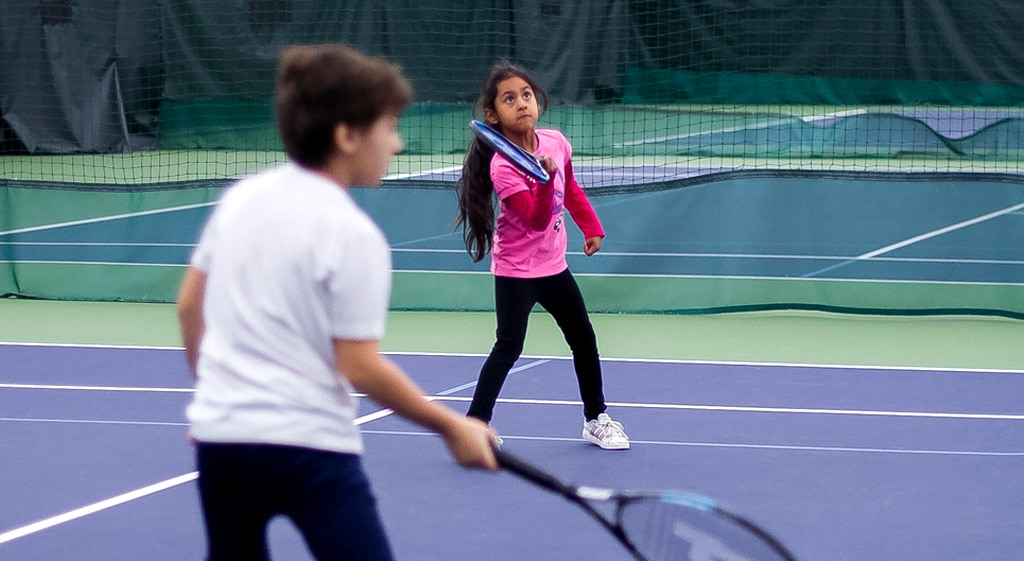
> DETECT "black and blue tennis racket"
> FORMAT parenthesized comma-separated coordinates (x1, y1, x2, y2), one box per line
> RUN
(496, 449, 799, 561)
(469, 119, 550, 184)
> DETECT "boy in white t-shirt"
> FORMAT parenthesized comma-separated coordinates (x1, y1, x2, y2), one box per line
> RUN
(177, 44, 498, 561)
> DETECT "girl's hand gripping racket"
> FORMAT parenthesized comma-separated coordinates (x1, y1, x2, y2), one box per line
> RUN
(469, 119, 551, 184)
(496, 448, 799, 561)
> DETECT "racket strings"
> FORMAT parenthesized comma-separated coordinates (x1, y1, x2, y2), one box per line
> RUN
(619, 498, 789, 561)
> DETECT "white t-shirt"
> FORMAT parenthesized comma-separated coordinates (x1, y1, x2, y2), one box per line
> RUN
(186, 163, 391, 454)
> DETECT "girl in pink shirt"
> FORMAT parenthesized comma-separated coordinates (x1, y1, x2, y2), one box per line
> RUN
(455, 60, 629, 450)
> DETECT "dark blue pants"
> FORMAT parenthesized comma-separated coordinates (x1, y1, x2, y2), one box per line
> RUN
(196, 443, 394, 561)
(467, 268, 607, 423)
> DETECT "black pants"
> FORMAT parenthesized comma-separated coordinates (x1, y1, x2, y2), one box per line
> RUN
(196, 443, 394, 561)
(467, 268, 607, 423)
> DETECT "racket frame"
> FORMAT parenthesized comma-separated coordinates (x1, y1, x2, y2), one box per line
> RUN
(469, 119, 551, 184)
(495, 448, 799, 561)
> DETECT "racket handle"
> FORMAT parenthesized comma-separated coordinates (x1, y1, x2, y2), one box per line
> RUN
(495, 448, 576, 495)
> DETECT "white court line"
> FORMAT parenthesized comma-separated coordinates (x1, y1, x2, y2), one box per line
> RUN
(11, 260, 1019, 287)
(0, 242, 195, 248)
(342, 362, 552, 423)
(395, 267, 1024, 287)
(612, 108, 872, 148)
(387, 351, 1024, 375)
(0, 260, 185, 267)
(7, 241, 1023, 267)
(0, 403, 391, 545)
(0, 383, 194, 393)
(7, 391, 1021, 426)
(0, 385, 369, 396)
(0, 472, 200, 545)
(361, 429, 1024, 457)
(0, 342, 183, 351)
(4, 343, 1019, 374)
(0, 359, 548, 545)
(611, 106, 1024, 148)
(391, 248, 465, 254)
(613, 116, 798, 147)
(384, 165, 461, 181)
(0, 202, 217, 237)
(392, 247, 1024, 267)
(6, 198, 1022, 274)
(0, 357, 1018, 543)
(429, 396, 1024, 421)
(0, 417, 189, 427)
(858, 202, 1024, 259)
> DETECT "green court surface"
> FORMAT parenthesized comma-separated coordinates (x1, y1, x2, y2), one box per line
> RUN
(4, 104, 1024, 362)
(2, 298, 1021, 372)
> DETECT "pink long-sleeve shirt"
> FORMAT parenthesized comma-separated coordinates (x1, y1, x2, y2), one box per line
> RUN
(490, 128, 604, 278)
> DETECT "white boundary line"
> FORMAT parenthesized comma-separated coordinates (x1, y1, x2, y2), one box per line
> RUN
(0, 360, 544, 545)
(385, 351, 1024, 375)
(0, 383, 195, 393)
(0, 202, 217, 237)
(0, 342, 182, 351)
(361, 429, 1024, 457)
(859, 202, 1024, 259)
(390, 247, 1024, 266)
(1, 350, 1020, 543)
(0, 472, 200, 545)
(2, 342, 1022, 375)
(0, 260, 185, 267)
(0, 242, 195, 248)
(391, 268, 1024, 287)
(477, 397, 1024, 420)
(5, 392, 1021, 423)
(9, 261, 1018, 282)
(0, 404, 396, 545)
(384, 165, 461, 181)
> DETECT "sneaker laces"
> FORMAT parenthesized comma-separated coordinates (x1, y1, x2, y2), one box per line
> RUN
(590, 414, 627, 439)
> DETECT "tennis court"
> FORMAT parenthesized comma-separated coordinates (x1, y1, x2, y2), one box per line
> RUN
(4, 4, 1024, 559)
(5, 103, 1024, 314)
(4, 160, 1024, 316)
(3, 102, 1024, 560)
(1, 327, 1022, 561)
(7, 170, 1023, 283)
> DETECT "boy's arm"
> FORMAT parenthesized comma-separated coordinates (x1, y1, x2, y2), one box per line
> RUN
(176, 267, 207, 378)
(333, 339, 498, 470)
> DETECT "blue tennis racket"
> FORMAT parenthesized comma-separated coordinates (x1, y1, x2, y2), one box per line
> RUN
(496, 448, 799, 561)
(469, 119, 550, 183)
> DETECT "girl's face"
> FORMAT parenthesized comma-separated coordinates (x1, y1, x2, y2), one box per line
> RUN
(485, 76, 539, 135)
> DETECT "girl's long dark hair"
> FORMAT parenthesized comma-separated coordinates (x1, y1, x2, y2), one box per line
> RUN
(455, 60, 549, 262)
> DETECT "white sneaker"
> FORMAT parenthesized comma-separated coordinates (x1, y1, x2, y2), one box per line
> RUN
(583, 413, 630, 450)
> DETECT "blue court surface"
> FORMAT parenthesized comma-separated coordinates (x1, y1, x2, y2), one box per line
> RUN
(1, 343, 1021, 560)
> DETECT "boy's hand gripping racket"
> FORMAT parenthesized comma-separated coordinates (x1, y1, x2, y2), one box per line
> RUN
(469, 119, 550, 184)
(496, 448, 799, 561)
